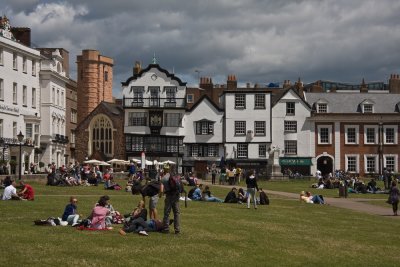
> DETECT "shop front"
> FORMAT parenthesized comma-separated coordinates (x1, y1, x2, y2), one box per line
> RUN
(279, 157, 312, 176)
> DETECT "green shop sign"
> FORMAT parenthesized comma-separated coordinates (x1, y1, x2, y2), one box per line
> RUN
(279, 157, 312, 166)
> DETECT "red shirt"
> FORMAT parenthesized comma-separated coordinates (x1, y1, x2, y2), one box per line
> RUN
(23, 184, 34, 200)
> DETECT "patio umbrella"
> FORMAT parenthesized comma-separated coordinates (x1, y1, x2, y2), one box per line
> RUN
(107, 159, 125, 164)
(160, 160, 176, 165)
(84, 159, 102, 165)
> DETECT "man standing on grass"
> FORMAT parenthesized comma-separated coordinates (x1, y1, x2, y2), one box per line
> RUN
(161, 166, 180, 234)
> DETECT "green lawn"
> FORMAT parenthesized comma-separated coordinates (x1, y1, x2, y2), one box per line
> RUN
(1, 180, 399, 267)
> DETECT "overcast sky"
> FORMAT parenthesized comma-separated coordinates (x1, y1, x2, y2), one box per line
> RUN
(2, 0, 400, 97)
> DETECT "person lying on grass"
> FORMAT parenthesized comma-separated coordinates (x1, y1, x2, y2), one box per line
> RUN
(299, 191, 325, 204)
(119, 218, 174, 236)
(202, 185, 223, 202)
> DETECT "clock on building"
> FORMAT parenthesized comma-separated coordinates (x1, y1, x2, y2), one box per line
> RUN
(150, 113, 162, 126)
(151, 74, 157, 81)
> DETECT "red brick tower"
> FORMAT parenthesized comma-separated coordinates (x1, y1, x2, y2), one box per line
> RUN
(76, 50, 114, 124)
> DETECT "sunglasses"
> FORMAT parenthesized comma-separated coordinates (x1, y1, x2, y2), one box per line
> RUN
(72, 200, 78, 203)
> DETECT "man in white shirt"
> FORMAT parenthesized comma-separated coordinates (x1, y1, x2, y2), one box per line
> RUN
(2, 180, 22, 200)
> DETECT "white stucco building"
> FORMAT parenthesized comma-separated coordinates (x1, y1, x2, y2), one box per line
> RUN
(271, 88, 314, 175)
(122, 61, 186, 172)
(0, 16, 40, 174)
(183, 95, 224, 175)
(221, 90, 272, 176)
(38, 48, 69, 167)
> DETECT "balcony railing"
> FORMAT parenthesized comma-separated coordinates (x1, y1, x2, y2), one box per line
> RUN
(123, 97, 186, 108)
(52, 134, 69, 144)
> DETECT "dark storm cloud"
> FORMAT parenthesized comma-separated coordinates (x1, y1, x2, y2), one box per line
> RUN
(1, 0, 400, 97)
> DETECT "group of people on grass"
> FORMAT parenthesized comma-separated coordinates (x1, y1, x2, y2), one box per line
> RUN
(1, 176, 34, 201)
(58, 164, 183, 236)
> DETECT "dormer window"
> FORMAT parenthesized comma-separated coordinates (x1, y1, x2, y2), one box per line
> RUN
(360, 99, 375, 113)
(317, 103, 327, 113)
(363, 104, 373, 113)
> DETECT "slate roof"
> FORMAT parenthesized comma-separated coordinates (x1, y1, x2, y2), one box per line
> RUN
(304, 92, 400, 113)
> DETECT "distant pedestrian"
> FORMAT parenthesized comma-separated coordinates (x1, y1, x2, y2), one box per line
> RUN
(161, 166, 180, 234)
(389, 181, 399, 216)
(211, 163, 216, 185)
(246, 170, 259, 209)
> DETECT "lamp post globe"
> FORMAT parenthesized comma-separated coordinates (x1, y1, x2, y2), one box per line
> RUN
(17, 131, 24, 180)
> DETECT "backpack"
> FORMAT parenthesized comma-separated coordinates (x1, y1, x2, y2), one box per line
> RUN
(187, 187, 196, 199)
(259, 191, 269, 205)
(141, 182, 161, 197)
(167, 175, 184, 194)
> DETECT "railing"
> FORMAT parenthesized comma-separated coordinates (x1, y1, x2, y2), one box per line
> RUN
(0, 137, 34, 147)
(123, 97, 186, 108)
(52, 134, 69, 144)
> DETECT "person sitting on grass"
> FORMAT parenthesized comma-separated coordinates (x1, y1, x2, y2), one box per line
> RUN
(238, 188, 247, 203)
(17, 181, 34, 201)
(224, 187, 239, 203)
(89, 196, 111, 230)
(202, 185, 223, 202)
(189, 184, 203, 201)
(62, 196, 80, 226)
(2, 179, 23, 200)
(125, 200, 147, 223)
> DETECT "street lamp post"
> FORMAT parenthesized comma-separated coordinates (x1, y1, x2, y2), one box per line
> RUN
(17, 131, 24, 181)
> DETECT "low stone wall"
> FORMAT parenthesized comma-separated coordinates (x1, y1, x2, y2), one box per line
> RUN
(0, 172, 129, 183)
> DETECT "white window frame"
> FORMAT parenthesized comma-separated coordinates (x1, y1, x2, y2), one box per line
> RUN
(237, 144, 248, 159)
(0, 48, 3, 65)
(22, 85, 27, 106)
(318, 125, 332, 144)
(22, 57, 27, 73)
(284, 121, 297, 133)
(317, 103, 328, 113)
(363, 104, 374, 113)
(128, 112, 147, 126)
(364, 154, 378, 173)
(345, 154, 359, 173)
(383, 154, 398, 172)
(13, 53, 18, 70)
(254, 94, 265, 109)
(384, 125, 398, 144)
(364, 126, 378, 144)
(235, 94, 246, 109)
(186, 94, 194, 103)
(0, 78, 4, 100)
(32, 60, 36, 76)
(32, 88, 36, 108)
(254, 121, 266, 136)
(345, 125, 359, 144)
(234, 121, 246, 136)
(13, 83, 17, 104)
(284, 140, 297, 155)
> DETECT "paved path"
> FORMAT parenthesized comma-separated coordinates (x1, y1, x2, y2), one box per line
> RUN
(202, 181, 399, 219)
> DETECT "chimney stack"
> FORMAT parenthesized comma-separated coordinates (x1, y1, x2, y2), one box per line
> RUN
(389, 73, 400, 94)
(227, 75, 237, 90)
(133, 61, 141, 75)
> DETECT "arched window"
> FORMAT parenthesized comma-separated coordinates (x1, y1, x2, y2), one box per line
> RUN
(90, 115, 113, 157)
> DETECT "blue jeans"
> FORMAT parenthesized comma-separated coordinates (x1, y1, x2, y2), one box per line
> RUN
(312, 195, 324, 204)
(205, 196, 223, 202)
(66, 214, 79, 225)
(247, 188, 257, 209)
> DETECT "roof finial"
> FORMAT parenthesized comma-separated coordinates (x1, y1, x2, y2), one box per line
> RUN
(152, 52, 157, 64)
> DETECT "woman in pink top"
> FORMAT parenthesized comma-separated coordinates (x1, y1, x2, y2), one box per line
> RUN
(89, 196, 110, 229)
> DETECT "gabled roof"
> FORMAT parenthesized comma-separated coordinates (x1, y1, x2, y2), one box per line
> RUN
(271, 87, 312, 109)
(186, 94, 224, 112)
(76, 101, 123, 130)
(121, 64, 186, 86)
